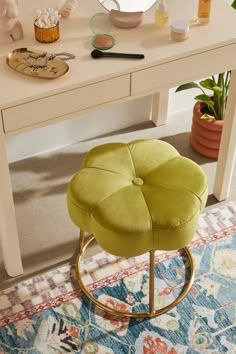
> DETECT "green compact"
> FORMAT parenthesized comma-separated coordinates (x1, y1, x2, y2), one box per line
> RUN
(90, 13, 115, 50)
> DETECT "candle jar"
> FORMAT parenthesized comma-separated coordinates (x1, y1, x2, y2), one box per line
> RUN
(34, 21, 60, 43)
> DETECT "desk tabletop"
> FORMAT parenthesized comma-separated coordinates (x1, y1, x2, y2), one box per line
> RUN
(0, 0, 236, 109)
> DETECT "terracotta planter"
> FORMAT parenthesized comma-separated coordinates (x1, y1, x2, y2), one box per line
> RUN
(190, 101, 224, 158)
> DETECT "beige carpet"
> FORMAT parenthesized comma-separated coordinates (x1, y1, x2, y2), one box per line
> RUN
(1, 109, 236, 289)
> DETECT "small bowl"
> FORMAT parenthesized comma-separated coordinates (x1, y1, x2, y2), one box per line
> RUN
(34, 22, 60, 43)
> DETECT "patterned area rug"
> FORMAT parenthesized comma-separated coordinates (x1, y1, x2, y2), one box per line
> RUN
(0, 202, 236, 353)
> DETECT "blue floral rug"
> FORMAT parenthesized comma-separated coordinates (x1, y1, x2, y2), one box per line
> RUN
(0, 202, 236, 353)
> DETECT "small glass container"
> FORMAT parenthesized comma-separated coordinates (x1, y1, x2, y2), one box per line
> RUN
(34, 22, 60, 43)
(198, 0, 211, 24)
(171, 20, 189, 41)
(90, 13, 115, 50)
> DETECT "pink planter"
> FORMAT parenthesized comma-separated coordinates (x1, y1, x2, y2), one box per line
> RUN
(190, 101, 224, 159)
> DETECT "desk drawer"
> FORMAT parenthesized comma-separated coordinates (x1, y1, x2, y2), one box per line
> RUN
(2, 74, 130, 132)
(131, 44, 236, 95)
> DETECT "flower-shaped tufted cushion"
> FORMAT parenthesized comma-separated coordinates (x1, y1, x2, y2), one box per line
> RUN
(67, 139, 208, 257)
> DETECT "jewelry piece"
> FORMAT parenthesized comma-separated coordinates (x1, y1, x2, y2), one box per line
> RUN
(26, 51, 76, 69)
(7, 48, 70, 79)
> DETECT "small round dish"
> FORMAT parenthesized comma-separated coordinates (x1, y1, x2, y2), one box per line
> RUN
(6, 48, 69, 79)
(90, 13, 115, 50)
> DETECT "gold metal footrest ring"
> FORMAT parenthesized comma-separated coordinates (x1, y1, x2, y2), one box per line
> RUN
(75, 233, 195, 318)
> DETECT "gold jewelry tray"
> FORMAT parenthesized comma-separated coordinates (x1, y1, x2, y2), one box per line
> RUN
(6, 47, 69, 79)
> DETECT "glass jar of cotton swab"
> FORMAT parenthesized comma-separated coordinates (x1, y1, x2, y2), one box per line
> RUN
(34, 8, 61, 43)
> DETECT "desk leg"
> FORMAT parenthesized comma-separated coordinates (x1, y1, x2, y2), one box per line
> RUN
(150, 89, 169, 126)
(213, 69, 236, 201)
(0, 118, 23, 277)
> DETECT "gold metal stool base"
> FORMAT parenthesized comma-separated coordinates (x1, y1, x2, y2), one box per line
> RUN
(75, 230, 195, 318)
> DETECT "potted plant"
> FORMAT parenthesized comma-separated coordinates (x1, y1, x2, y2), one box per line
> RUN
(175, 72, 231, 158)
(175, 1, 235, 159)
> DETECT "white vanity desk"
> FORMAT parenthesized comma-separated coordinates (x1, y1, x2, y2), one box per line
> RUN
(1, 0, 236, 277)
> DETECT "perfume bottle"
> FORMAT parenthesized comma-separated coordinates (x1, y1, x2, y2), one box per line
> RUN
(197, 0, 212, 24)
(155, 0, 169, 28)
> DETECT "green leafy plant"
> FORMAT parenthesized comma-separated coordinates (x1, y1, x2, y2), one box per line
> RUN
(175, 72, 231, 120)
(175, 1, 235, 121)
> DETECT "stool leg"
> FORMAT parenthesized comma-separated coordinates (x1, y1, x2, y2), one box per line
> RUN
(78, 229, 85, 254)
(149, 250, 155, 315)
(76, 236, 195, 318)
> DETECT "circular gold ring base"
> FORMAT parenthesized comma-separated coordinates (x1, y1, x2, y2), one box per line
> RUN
(75, 234, 195, 318)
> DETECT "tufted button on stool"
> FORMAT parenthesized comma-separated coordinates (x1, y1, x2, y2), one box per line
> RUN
(67, 139, 208, 317)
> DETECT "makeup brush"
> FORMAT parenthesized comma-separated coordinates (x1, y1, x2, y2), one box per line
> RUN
(91, 49, 145, 60)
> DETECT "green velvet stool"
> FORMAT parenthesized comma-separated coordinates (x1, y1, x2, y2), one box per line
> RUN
(67, 139, 208, 318)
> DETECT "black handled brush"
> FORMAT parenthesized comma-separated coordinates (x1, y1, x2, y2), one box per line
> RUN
(91, 49, 145, 60)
